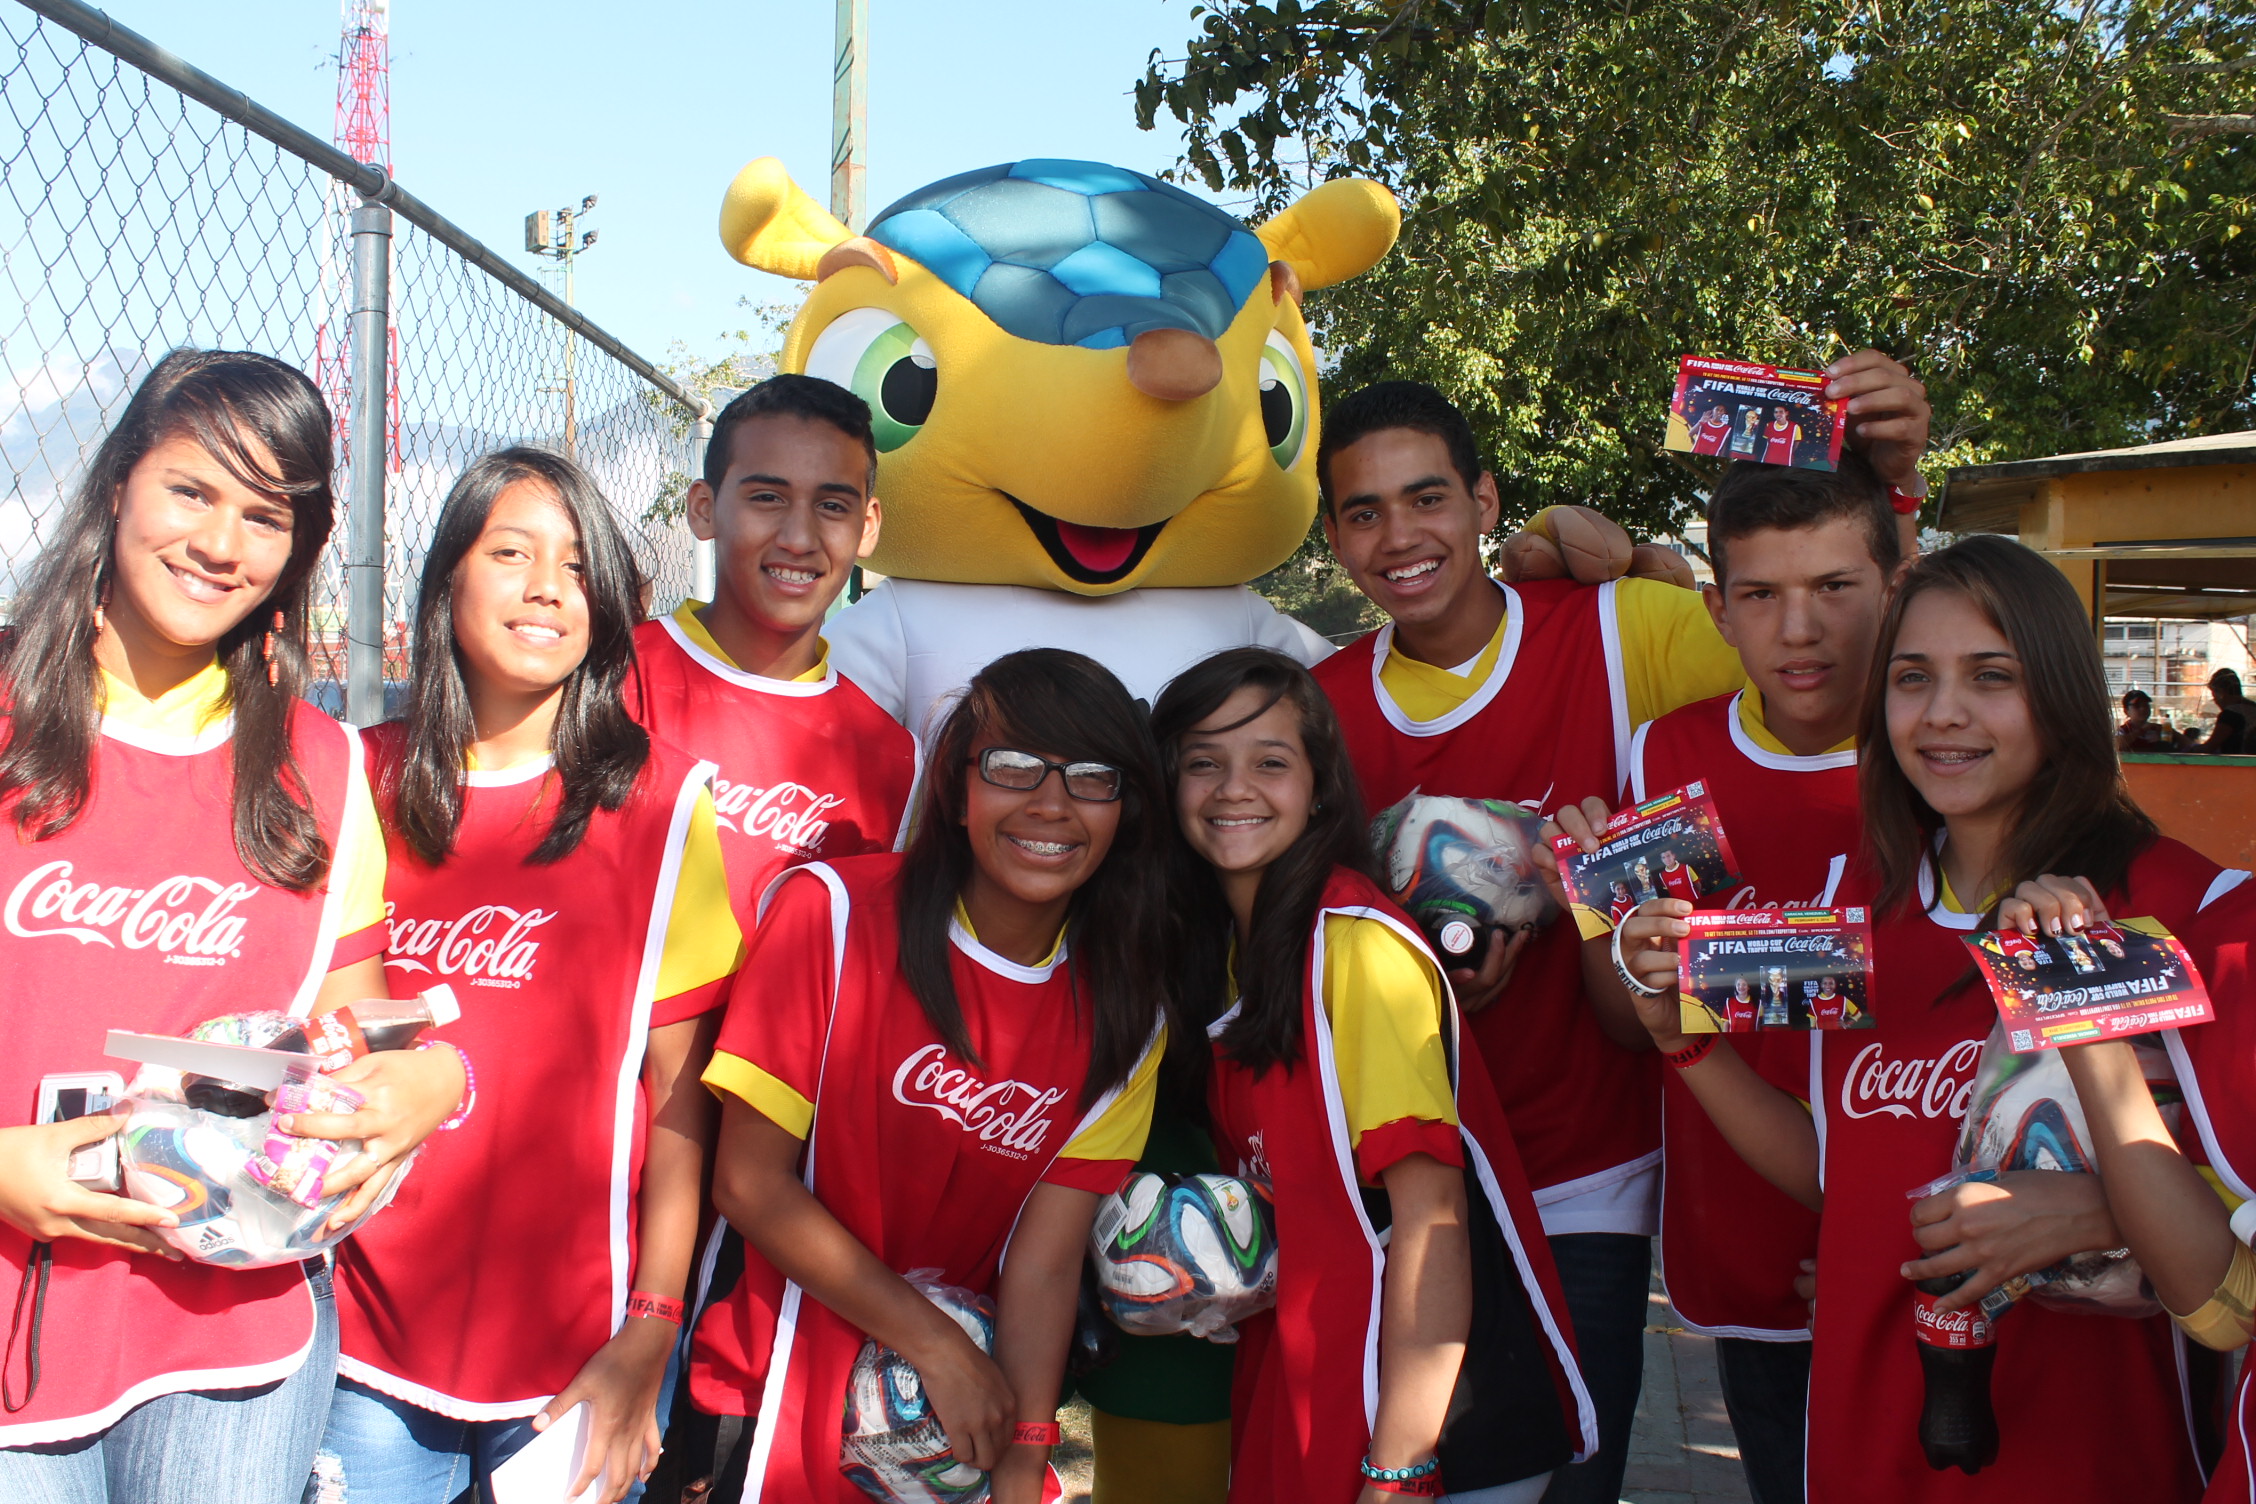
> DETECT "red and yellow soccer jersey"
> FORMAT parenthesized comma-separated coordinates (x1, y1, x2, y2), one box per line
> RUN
(1806, 840, 2224, 1504)
(628, 603, 917, 932)
(1691, 408, 1734, 456)
(1315, 577, 1741, 1214)
(1762, 415, 1798, 465)
(689, 854, 1160, 1468)
(0, 664, 364, 1445)
(334, 729, 741, 1418)
(1655, 857, 1700, 903)
(1632, 688, 1853, 1341)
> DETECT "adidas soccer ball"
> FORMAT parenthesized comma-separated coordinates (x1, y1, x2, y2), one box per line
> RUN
(1370, 794, 1558, 960)
(1090, 1172, 1276, 1341)
(841, 1282, 996, 1503)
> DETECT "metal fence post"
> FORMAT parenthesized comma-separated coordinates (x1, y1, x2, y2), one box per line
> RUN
(689, 406, 716, 603)
(345, 199, 392, 725)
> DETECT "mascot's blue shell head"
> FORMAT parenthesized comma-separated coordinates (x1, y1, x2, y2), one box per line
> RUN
(864, 160, 1273, 352)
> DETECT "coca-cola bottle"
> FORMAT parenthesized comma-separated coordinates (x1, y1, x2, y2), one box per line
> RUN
(269, 985, 462, 1071)
(1913, 1273, 1999, 1474)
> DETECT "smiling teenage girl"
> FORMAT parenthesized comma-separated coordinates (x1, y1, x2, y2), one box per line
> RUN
(1615, 535, 2232, 1502)
(320, 450, 742, 1504)
(0, 350, 461, 1502)
(698, 648, 1167, 1502)
(1152, 648, 1593, 1504)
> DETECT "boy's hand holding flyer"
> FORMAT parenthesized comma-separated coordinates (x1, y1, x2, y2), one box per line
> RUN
(1666, 355, 1847, 472)
(1553, 781, 1744, 940)
(1963, 918, 2213, 1053)
(1677, 908, 1876, 1034)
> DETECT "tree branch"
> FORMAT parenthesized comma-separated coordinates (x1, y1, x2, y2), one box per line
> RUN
(2166, 112, 2256, 136)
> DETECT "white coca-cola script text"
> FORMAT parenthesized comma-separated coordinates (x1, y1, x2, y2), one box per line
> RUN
(1839, 1039, 1982, 1122)
(5, 859, 255, 958)
(890, 1043, 1066, 1155)
(386, 904, 554, 983)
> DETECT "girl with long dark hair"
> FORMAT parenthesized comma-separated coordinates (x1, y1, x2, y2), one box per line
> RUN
(697, 648, 1168, 1502)
(0, 349, 463, 1501)
(319, 448, 743, 1503)
(1609, 535, 2239, 1502)
(1151, 647, 1593, 1504)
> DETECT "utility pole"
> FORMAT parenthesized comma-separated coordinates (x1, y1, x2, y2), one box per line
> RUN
(525, 197, 598, 458)
(831, 0, 867, 231)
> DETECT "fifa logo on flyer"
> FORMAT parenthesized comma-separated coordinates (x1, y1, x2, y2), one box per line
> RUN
(712, 777, 845, 853)
(385, 904, 554, 986)
(5, 859, 256, 960)
(891, 1044, 1067, 1154)
(1840, 1039, 1981, 1122)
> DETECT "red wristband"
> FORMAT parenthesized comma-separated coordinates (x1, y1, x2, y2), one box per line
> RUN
(1663, 1034, 1718, 1070)
(1013, 1421, 1061, 1447)
(1887, 483, 1925, 516)
(625, 1292, 684, 1325)
(1365, 1475, 1446, 1497)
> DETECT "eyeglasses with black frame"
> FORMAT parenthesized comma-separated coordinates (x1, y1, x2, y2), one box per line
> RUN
(973, 747, 1124, 803)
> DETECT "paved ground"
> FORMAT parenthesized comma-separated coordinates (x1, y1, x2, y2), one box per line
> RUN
(1058, 1277, 1760, 1504)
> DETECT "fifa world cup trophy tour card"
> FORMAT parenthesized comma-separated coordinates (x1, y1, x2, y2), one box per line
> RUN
(1552, 782, 1744, 940)
(1677, 908, 1876, 1034)
(1963, 918, 2212, 1054)
(1665, 356, 1846, 472)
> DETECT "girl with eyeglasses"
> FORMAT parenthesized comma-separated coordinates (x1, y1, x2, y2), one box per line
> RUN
(1151, 648, 1593, 1504)
(697, 648, 1169, 1502)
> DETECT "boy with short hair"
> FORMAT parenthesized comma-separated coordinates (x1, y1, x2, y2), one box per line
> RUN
(1570, 450, 1909, 1504)
(1313, 353, 1926, 1504)
(627, 376, 920, 1494)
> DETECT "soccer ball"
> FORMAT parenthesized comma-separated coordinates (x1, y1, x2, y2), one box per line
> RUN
(841, 1282, 996, 1503)
(1090, 1172, 1276, 1341)
(1370, 794, 1558, 960)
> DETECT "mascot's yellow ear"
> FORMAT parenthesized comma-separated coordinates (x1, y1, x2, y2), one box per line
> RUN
(1256, 178, 1402, 292)
(719, 157, 853, 280)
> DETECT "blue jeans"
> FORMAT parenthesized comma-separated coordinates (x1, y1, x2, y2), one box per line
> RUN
(313, 1328, 682, 1504)
(1538, 1233, 1651, 1504)
(0, 1261, 339, 1504)
(1714, 1337, 1810, 1504)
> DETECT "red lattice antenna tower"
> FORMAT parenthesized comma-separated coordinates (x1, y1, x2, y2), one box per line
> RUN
(316, 0, 398, 473)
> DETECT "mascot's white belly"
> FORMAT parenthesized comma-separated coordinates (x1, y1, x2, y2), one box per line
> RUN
(829, 579, 1332, 737)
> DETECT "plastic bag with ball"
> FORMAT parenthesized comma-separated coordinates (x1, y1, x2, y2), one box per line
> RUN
(1369, 793, 1558, 964)
(840, 1275, 996, 1503)
(1089, 1171, 1276, 1341)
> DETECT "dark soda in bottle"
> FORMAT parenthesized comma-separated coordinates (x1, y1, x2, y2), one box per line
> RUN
(1913, 1273, 1999, 1474)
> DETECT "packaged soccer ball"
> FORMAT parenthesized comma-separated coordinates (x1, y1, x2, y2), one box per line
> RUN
(1370, 793, 1558, 962)
(841, 1275, 995, 1503)
(1089, 1172, 1276, 1342)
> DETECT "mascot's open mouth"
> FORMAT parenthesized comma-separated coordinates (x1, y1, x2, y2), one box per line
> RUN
(1007, 497, 1166, 586)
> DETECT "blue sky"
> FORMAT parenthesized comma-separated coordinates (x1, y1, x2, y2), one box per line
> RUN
(90, 0, 1212, 364)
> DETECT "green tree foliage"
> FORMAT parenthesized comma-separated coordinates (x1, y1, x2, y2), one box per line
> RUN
(1139, 1, 2256, 538)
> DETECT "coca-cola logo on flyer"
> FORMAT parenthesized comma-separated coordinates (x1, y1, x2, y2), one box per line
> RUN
(385, 904, 554, 987)
(4, 859, 256, 964)
(711, 777, 845, 853)
(1840, 1039, 1982, 1122)
(890, 1043, 1067, 1158)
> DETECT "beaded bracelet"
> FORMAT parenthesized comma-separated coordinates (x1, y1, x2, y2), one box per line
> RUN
(1013, 1421, 1061, 1447)
(1361, 1454, 1444, 1496)
(414, 1039, 476, 1131)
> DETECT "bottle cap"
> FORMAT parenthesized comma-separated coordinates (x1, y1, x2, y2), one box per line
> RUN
(421, 984, 462, 1028)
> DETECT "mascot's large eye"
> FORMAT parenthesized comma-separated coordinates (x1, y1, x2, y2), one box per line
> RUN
(1258, 331, 1310, 469)
(803, 307, 936, 452)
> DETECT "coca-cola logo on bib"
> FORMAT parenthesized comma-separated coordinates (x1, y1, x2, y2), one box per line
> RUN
(1721, 853, 1850, 913)
(711, 776, 844, 853)
(386, 904, 554, 988)
(5, 859, 256, 964)
(1840, 1039, 1982, 1122)
(890, 1043, 1067, 1160)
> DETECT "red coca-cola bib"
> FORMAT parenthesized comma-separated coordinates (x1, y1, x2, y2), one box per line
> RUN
(0, 698, 357, 1445)
(333, 727, 719, 1417)
(1806, 840, 2221, 1503)
(1315, 579, 1658, 1197)
(1631, 692, 1852, 1340)
(627, 616, 916, 932)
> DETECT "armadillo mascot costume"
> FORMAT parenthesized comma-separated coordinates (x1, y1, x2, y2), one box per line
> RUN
(700, 156, 1591, 1503)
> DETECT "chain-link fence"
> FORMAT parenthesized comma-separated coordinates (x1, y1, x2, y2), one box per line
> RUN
(0, 0, 707, 717)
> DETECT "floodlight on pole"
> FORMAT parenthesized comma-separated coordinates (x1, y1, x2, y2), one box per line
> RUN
(525, 193, 599, 458)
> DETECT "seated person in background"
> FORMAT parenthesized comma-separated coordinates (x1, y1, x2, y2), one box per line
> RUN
(2116, 689, 2174, 753)
(2199, 668, 2253, 754)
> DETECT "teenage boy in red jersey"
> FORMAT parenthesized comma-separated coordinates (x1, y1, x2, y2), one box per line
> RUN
(1314, 354, 1927, 1504)
(627, 375, 917, 930)
(1563, 451, 1916, 1504)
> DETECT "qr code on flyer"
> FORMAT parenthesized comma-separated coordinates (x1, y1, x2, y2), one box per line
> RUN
(1665, 355, 1846, 472)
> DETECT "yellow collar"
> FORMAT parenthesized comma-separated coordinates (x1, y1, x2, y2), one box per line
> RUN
(99, 658, 229, 740)
(674, 600, 828, 683)
(952, 897, 1066, 968)
(1738, 685, 1856, 758)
